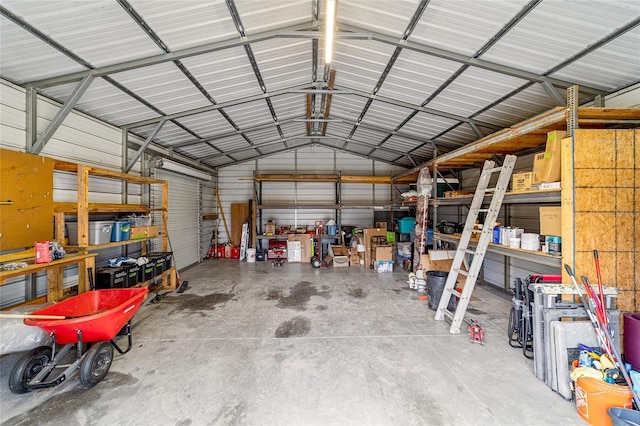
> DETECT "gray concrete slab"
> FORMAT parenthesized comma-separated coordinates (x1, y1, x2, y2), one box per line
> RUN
(1, 259, 585, 425)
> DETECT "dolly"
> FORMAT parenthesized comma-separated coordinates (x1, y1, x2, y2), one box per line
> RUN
(467, 319, 485, 345)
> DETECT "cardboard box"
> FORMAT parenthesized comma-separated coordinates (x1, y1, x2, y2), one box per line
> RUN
(373, 246, 393, 262)
(130, 225, 159, 240)
(375, 260, 394, 273)
(286, 241, 301, 262)
(419, 250, 468, 289)
(349, 252, 360, 267)
(329, 245, 349, 267)
(533, 131, 565, 184)
(288, 234, 312, 263)
(363, 228, 388, 268)
(540, 206, 561, 236)
(512, 172, 532, 192)
(375, 222, 387, 229)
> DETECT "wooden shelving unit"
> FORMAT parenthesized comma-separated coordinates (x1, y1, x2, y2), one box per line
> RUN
(50, 160, 175, 294)
(390, 101, 640, 310)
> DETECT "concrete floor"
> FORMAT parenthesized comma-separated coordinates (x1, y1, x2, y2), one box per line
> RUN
(1, 259, 584, 426)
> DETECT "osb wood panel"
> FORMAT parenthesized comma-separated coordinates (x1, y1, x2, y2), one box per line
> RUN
(561, 136, 575, 283)
(0, 149, 54, 250)
(573, 129, 637, 328)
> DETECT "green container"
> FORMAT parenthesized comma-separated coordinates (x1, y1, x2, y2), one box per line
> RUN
(386, 232, 396, 243)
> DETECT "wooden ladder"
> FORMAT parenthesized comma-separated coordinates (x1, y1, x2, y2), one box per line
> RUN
(434, 155, 517, 333)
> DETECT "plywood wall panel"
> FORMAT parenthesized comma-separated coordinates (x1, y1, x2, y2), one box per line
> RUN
(616, 130, 635, 169)
(575, 188, 616, 211)
(575, 212, 616, 251)
(617, 189, 635, 211)
(616, 252, 635, 290)
(575, 169, 615, 187)
(617, 292, 635, 312)
(575, 129, 616, 168)
(617, 169, 634, 186)
(616, 213, 635, 249)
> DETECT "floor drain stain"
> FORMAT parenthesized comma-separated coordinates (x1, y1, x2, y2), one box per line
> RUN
(275, 316, 311, 338)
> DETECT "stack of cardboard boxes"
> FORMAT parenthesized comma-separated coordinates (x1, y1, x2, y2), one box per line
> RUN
(511, 130, 565, 193)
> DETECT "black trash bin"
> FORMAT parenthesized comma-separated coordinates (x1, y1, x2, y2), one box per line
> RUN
(427, 270, 456, 311)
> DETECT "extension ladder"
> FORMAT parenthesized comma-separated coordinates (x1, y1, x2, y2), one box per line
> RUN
(239, 222, 249, 261)
(434, 155, 517, 333)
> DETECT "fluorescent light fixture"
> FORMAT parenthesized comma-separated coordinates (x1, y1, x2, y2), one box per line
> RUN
(325, 0, 336, 63)
(155, 158, 212, 181)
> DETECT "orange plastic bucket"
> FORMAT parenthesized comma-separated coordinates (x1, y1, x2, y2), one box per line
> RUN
(575, 377, 633, 426)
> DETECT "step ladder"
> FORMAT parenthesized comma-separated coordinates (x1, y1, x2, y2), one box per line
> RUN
(239, 222, 249, 261)
(434, 155, 517, 333)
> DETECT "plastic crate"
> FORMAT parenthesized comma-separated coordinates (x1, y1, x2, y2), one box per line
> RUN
(141, 262, 156, 281)
(125, 264, 141, 287)
(95, 267, 127, 289)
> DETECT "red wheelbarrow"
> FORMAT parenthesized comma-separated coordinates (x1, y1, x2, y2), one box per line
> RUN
(9, 288, 148, 394)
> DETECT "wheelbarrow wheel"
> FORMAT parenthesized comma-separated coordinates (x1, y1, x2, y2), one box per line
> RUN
(9, 346, 52, 394)
(79, 342, 114, 388)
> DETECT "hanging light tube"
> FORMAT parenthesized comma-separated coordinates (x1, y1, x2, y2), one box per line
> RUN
(325, 0, 336, 63)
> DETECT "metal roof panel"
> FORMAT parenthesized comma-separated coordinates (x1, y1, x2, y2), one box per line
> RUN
(180, 48, 264, 104)
(428, 67, 528, 117)
(128, 0, 238, 51)
(338, 0, 418, 38)
(332, 40, 398, 93)
(2, 0, 162, 67)
(550, 28, 640, 92)
(252, 38, 313, 92)
(111, 62, 211, 115)
(40, 79, 159, 126)
(409, 0, 530, 56)
(0, 16, 86, 83)
(481, 1, 640, 75)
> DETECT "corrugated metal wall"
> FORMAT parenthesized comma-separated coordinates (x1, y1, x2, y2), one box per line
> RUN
(0, 79, 145, 308)
(216, 146, 409, 244)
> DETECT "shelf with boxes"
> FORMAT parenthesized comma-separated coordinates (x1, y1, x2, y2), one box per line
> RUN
(392, 97, 640, 304)
(52, 160, 169, 255)
(51, 160, 175, 292)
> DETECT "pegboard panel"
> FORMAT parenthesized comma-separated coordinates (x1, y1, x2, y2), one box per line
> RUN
(0, 148, 54, 250)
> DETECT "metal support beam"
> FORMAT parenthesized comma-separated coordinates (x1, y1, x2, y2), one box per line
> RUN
(567, 86, 579, 138)
(124, 120, 165, 173)
(25, 22, 318, 88)
(468, 121, 484, 138)
(25, 87, 38, 151)
(338, 23, 608, 96)
(29, 75, 95, 154)
(541, 80, 566, 106)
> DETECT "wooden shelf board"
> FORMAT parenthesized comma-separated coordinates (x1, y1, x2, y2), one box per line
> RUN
(0, 253, 97, 284)
(54, 202, 148, 213)
(54, 161, 164, 185)
(392, 107, 640, 183)
(65, 235, 165, 251)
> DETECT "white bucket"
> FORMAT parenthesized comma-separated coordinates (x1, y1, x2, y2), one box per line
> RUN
(521, 233, 539, 243)
(246, 248, 256, 263)
(509, 238, 521, 249)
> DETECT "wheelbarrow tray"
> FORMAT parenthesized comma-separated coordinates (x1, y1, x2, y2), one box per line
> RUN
(25, 288, 148, 345)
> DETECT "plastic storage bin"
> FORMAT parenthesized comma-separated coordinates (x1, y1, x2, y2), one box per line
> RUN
(398, 217, 416, 234)
(125, 264, 141, 287)
(67, 221, 114, 246)
(95, 267, 127, 289)
(141, 261, 155, 281)
(111, 221, 131, 242)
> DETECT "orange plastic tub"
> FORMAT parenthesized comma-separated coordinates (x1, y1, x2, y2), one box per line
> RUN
(575, 377, 633, 426)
